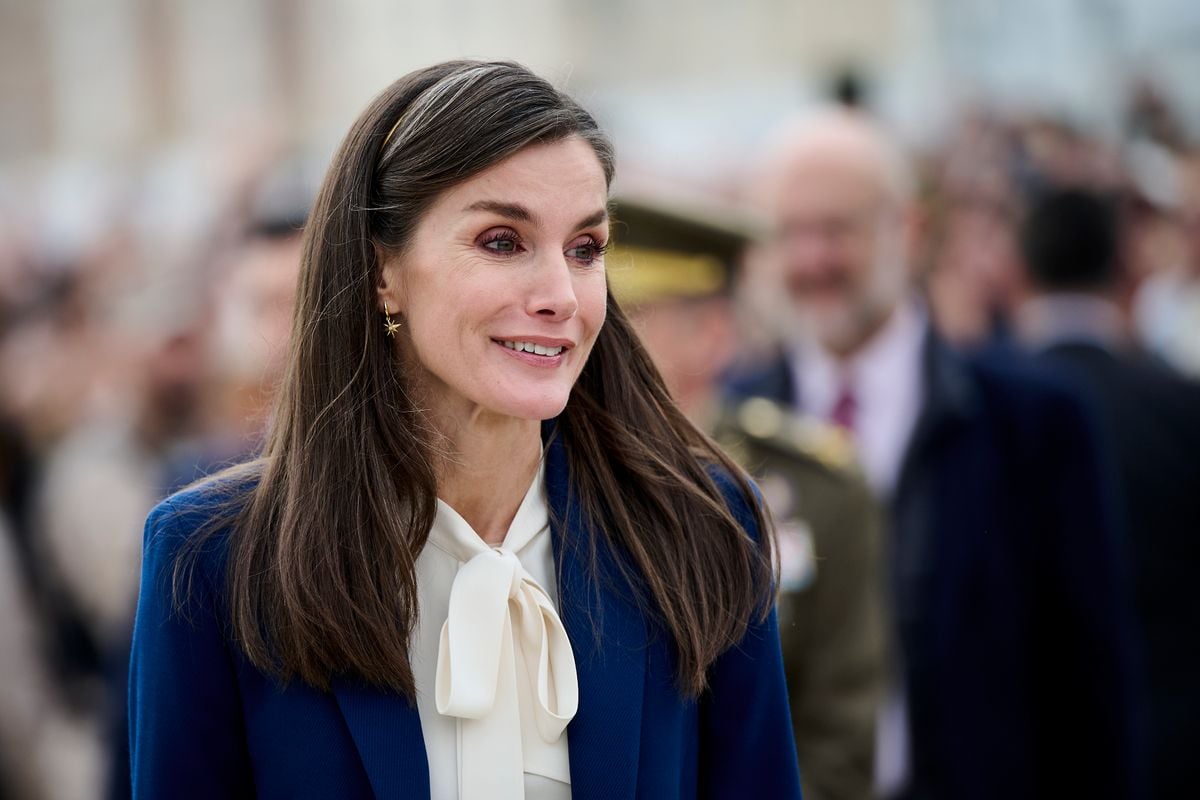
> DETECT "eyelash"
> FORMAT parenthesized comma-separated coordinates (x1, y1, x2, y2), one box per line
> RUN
(568, 236, 609, 265)
(479, 230, 609, 265)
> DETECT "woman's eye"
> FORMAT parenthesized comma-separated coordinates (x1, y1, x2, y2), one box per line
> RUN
(483, 236, 519, 254)
(566, 239, 608, 264)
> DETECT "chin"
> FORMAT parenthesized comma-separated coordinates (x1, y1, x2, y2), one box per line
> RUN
(812, 302, 894, 356)
(489, 391, 572, 422)
(789, 302, 848, 344)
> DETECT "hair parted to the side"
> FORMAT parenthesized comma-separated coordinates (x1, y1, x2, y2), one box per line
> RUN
(175, 60, 774, 699)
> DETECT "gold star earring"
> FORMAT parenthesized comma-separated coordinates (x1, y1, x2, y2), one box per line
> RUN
(383, 302, 401, 337)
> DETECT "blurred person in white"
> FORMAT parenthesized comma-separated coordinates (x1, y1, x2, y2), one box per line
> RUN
(29, 162, 307, 799)
(1134, 145, 1200, 378)
(0, 511, 105, 800)
(31, 272, 212, 798)
(0, 219, 180, 799)
(728, 108, 1143, 800)
(28, 163, 308, 669)
(36, 322, 211, 633)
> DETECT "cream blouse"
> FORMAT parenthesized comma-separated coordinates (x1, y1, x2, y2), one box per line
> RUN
(412, 460, 577, 800)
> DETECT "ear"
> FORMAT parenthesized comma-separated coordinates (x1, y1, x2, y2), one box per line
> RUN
(375, 245, 406, 314)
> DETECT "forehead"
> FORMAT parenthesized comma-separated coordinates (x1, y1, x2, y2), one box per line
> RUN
(428, 136, 609, 223)
(771, 149, 889, 220)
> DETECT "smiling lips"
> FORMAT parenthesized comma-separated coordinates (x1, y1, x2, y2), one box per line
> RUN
(498, 340, 566, 357)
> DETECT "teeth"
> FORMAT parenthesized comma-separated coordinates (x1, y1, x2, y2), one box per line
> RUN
(501, 340, 564, 356)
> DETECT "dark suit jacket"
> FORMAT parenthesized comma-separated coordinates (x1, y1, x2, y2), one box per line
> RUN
(127, 425, 802, 799)
(1035, 341, 1200, 800)
(725, 331, 1144, 800)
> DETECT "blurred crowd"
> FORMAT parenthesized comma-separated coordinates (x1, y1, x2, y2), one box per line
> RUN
(2, 72, 1199, 800)
(0, 133, 310, 798)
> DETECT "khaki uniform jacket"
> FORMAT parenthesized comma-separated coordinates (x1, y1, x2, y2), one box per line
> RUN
(714, 398, 883, 800)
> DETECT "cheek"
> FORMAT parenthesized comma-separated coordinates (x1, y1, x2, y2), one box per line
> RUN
(580, 278, 608, 332)
(409, 278, 489, 337)
(843, 236, 882, 284)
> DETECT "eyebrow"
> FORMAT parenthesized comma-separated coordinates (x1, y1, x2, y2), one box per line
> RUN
(463, 200, 608, 232)
(575, 208, 609, 230)
(465, 200, 536, 223)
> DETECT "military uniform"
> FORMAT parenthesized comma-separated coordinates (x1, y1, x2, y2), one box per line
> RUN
(715, 397, 883, 800)
(608, 197, 884, 800)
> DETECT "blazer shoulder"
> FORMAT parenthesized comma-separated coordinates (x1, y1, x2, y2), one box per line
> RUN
(142, 468, 258, 594)
(968, 348, 1093, 419)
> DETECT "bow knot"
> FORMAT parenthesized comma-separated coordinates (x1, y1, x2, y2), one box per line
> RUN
(428, 483, 577, 796)
(489, 547, 525, 600)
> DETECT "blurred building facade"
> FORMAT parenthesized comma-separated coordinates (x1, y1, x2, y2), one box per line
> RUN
(3, 0, 1199, 170)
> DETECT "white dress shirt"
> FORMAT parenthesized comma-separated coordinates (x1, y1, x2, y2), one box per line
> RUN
(412, 460, 575, 800)
(789, 299, 926, 498)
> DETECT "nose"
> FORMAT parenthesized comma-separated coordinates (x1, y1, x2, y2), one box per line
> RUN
(526, 252, 578, 320)
(780, 223, 841, 275)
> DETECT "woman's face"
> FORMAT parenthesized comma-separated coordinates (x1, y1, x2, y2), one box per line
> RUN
(379, 136, 609, 425)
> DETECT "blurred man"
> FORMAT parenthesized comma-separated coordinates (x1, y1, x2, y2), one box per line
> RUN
(204, 214, 304, 462)
(729, 109, 1143, 800)
(610, 198, 883, 800)
(1018, 186, 1200, 800)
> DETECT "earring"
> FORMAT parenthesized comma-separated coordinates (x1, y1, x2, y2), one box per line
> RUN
(383, 302, 401, 337)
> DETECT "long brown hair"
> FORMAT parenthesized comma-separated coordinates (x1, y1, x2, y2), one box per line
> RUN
(178, 60, 773, 698)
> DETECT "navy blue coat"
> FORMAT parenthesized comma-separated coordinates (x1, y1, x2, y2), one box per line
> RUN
(128, 427, 802, 799)
(1034, 341, 1200, 799)
(725, 331, 1144, 800)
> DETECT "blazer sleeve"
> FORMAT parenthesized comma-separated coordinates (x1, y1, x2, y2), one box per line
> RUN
(128, 498, 254, 799)
(698, 473, 804, 800)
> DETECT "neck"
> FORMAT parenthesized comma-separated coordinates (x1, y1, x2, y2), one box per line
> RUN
(433, 409, 543, 545)
(1017, 290, 1127, 349)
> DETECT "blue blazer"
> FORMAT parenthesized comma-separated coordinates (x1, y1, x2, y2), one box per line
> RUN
(128, 427, 803, 799)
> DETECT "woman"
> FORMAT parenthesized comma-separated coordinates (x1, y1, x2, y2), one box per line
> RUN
(129, 60, 801, 800)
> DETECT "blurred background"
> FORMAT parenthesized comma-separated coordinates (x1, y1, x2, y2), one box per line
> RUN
(2, 1, 1199, 798)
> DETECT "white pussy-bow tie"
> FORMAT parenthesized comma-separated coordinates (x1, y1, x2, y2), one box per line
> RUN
(431, 493, 578, 799)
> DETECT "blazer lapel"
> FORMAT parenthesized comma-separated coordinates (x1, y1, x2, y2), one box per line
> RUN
(333, 677, 429, 799)
(543, 425, 647, 800)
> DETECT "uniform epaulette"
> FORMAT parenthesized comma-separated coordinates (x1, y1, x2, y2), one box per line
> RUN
(734, 396, 858, 474)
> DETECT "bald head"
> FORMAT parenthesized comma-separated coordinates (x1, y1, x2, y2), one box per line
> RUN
(750, 109, 916, 358)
